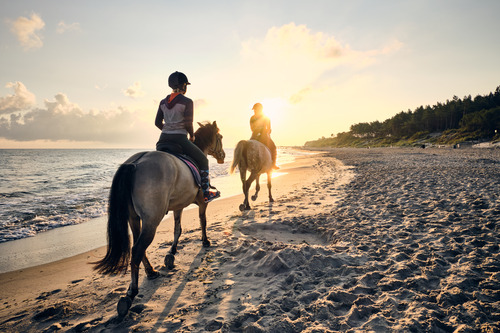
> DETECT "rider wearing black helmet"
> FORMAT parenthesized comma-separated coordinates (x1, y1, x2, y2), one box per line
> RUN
(155, 71, 220, 203)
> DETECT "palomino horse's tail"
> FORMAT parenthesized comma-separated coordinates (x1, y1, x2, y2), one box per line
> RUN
(93, 162, 136, 275)
(230, 140, 248, 174)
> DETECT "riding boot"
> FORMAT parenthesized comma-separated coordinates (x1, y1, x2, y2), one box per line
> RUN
(200, 169, 220, 203)
(271, 148, 279, 169)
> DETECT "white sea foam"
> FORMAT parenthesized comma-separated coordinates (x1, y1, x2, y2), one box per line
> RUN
(0, 147, 306, 243)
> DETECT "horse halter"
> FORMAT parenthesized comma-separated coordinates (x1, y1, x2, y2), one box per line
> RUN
(208, 133, 225, 163)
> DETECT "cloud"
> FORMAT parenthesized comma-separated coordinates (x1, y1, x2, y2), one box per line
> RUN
(240, 23, 350, 82)
(0, 93, 154, 146)
(56, 21, 81, 34)
(43, 93, 82, 115)
(0, 82, 36, 114)
(237, 22, 402, 96)
(124, 81, 145, 98)
(95, 84, 108, 91)
(242, 23, 347, 62)
(289, 87, 312, 104)
(9, 13, 45, 50)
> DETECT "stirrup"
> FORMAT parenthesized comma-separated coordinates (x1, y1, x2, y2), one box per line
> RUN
(204, 189, 220, 203)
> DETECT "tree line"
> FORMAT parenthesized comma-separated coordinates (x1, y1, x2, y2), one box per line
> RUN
(306, 86, 500, 147)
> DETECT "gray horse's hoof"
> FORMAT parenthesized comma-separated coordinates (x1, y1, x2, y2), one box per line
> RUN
(164, 253, 175, 270)
(147, 270, 161, 280)
(203, 239, 211, 248)
(251, 195, 257, 201)
(239, 204, 246, 211)
(117, 296, 132, 317)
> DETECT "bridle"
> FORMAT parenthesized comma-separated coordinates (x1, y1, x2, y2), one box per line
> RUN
(208, 133, 225, 162)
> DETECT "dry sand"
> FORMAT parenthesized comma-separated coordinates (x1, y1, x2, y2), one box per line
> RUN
(0, 147, 499, 332)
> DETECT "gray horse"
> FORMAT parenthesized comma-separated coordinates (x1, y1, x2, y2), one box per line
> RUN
(230, 139, 274, 211)
(93, 121, 225, 316)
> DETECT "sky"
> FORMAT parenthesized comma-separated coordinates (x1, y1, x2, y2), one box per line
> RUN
(1, 0, 499, 149)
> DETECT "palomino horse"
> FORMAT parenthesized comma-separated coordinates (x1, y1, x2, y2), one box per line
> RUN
(93, 121, 224, 316)
(230, 139, 274, 211)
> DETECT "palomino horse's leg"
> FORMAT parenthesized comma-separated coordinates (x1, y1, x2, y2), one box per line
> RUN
(165, 209, 183, 270)
(267, 171, 274, 202)
(239, 168, 247, 195)
(251, 174, 261, 201)
(198, 200, 211, 247)
(241, 171, 258, 210)
(239, 168, 249, 211)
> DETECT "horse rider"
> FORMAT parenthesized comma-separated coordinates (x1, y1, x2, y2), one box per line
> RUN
(250, 102, 279, 169)
(155, 71, 220, 203)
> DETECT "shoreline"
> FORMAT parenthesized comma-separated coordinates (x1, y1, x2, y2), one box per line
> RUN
(0, 147, 305, 273)
(0, 168, 293, 274)
(0, 153, 320, 302)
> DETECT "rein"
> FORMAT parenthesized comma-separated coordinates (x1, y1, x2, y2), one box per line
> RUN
(207, 134, 224, 161)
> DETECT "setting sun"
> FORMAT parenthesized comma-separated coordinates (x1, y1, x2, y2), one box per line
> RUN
(258, 97, 287, 129)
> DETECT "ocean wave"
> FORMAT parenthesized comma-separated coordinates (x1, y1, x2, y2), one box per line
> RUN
(0, 147, 301, 243)
(79, 163, 101, 169)
(0, 191, 34, 198)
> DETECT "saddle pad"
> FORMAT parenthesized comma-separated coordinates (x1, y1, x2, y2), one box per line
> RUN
(174, 154, 202, 188)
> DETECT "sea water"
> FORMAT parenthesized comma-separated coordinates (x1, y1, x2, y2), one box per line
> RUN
(0, 147, 308, 244)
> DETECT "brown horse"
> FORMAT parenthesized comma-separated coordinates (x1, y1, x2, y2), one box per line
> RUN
(230, 139, 274, 211)
(93, 121, 225, 316)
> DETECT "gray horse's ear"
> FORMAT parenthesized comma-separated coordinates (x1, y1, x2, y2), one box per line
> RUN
(213, 121, 217, 127)
(197, 122, 203, 127)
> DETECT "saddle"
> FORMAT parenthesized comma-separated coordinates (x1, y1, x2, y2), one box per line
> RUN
(156, 143, 201, 188)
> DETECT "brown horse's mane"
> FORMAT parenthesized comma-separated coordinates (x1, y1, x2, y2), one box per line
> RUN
(194, 121, 218, 151)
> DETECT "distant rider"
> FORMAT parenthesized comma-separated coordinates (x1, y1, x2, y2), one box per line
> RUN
(250, 102, 279, 169)
(155, 71, 220, 203)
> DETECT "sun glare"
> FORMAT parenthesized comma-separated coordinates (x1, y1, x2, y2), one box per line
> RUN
(259, 97, 287, 128)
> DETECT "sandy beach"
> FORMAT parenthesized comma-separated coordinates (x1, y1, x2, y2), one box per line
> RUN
(1, 147, 499, 332)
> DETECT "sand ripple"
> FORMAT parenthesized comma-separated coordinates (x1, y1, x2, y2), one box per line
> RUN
(1, 147, 498, 332)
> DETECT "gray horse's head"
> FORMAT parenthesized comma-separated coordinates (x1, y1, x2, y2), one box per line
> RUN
(195, 121, 225, 164)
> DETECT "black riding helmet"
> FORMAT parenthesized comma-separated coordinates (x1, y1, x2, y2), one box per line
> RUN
(168, 71, 191, 90)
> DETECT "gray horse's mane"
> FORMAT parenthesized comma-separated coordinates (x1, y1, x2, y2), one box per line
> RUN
(194, 121, 218, 151)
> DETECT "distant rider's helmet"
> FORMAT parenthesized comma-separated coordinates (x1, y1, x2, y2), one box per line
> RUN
(168, 71, 191, 91)
(252, 103, 263, 113)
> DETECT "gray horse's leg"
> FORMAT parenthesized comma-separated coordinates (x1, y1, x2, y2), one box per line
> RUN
(267, 171, 274, 202)
(170, 209, 183, 255)
(164, 209, 183, 270)
(129, 213, 159, 280)
(198, 201, 211, 247)
(128, 222, 158, 299)
(119, 221, 158, 316)
(251, 174, 261, 201)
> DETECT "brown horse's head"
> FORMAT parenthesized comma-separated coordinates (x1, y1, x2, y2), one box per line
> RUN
(195, 121, 225, 164)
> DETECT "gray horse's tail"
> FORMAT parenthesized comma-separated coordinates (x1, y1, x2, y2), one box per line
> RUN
(230, 140, 248, 174)
(93, 162, 136, 275)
